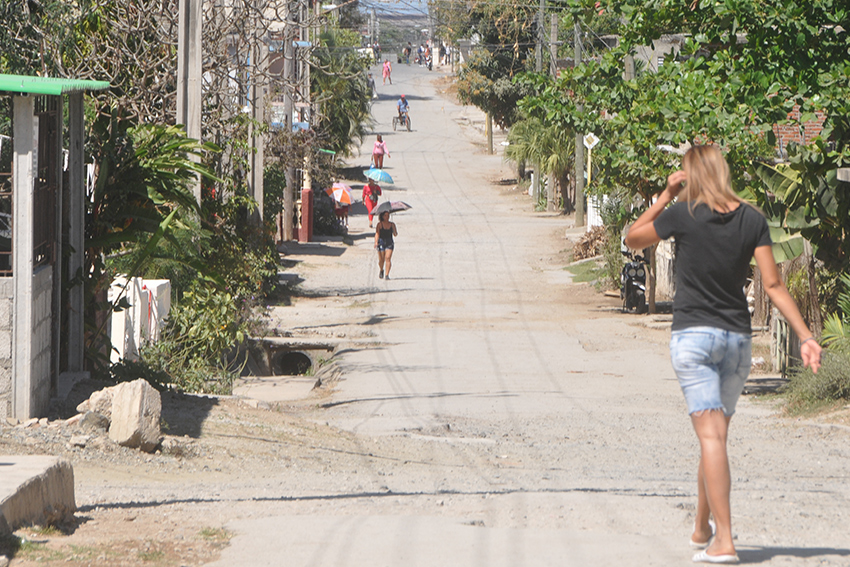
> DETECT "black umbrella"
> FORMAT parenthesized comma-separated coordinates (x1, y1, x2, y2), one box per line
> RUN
(373, 200, 412, 216)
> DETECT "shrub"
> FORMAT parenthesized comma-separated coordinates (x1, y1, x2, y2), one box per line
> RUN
(784, 344, 850, 415)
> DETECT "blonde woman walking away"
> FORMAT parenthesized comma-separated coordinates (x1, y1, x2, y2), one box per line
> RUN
(625, 145, 821, 565)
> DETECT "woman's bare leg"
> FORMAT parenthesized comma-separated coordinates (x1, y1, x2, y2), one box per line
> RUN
(691, 456, 713, 546)
(377, 250, 385, 273)
(691, 409, 736, 557)
(384, 249, 393, 277)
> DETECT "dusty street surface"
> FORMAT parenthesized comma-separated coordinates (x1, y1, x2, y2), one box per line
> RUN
(2, 62, 849, 566)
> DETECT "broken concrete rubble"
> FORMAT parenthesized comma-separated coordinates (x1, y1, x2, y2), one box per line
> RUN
(76, 386, 115, 418)
(73, 378, 163, 453)
(108, 379, 162, 453)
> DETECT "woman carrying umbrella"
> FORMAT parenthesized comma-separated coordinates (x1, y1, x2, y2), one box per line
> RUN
(362, 178, 382, 228)
(374, 210, 398, 280)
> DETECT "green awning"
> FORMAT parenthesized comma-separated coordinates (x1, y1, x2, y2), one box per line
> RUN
(0, 74, 110, 96)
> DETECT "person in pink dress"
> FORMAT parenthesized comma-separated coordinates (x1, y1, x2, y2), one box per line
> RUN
(361, 178, 382, 227)
(382, 59, 392, 85)
(372, 134, 390, 169)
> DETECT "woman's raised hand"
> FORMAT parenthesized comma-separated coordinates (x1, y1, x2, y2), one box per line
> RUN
(665, 170, 687, 199)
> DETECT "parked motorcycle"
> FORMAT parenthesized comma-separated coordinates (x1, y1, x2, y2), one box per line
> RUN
(620, 249, 648, 314)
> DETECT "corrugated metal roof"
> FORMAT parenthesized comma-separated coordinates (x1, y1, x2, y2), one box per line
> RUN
(0, 74, 110, 95)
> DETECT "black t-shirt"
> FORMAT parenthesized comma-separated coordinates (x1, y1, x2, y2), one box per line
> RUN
(654, 201, 772, 334)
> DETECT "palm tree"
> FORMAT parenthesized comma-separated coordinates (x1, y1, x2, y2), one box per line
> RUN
(505, 117, 576, 212)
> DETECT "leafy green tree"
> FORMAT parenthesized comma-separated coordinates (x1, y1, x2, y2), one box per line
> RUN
(441, 0, 539, 128)
(312, 29, 373, 157)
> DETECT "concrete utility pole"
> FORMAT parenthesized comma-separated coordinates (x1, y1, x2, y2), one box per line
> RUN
(177, 0, 203, 203)
(547, 13, 559, 212)
(300, 0, 312, 237)
(574, 20, 585, 227)
(531, 0, 545, 205)
(248, 0, 267, 224)
(282, 0, 297, 241)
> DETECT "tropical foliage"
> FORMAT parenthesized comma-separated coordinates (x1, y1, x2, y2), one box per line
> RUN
(442, 0, 539, 129)
(312, 29, 373, 157)
(505, 117, 576, 210)
(518, 0, 849, 314)
(2, 0, 373, 392)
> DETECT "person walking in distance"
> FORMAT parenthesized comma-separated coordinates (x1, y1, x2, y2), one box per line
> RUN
(374, 210, 397, 280)
(382, 58, 392, 85)
(372, 134, 390, 169)
(367, 73, 377, 99)
(625, 145, 821, 565)
(361, 178, 381, 228)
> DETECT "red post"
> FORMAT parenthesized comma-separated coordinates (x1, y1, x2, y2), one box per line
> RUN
(298, 188, 313, 242)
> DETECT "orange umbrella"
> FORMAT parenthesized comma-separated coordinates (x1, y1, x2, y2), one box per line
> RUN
(325, 183, 353, 205)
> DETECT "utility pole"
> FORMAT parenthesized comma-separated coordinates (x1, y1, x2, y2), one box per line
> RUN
(282, 0, 296, 241)
(532, 0, 545, 205)
(248, 0, 267, 224)
(177, 0, 202, 203)
(370, 9, 375, 50)
(300, 0, 312, 238)
(547, 13, 559, 212)
(574, 21, 585, 227)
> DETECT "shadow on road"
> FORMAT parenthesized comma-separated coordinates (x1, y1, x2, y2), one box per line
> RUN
(738, 546, 850, 564)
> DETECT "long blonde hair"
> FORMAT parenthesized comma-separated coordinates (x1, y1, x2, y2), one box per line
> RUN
(681, 145, 742, 213)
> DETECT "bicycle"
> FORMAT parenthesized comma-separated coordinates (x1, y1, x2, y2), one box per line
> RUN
(392, 112, 412, 132)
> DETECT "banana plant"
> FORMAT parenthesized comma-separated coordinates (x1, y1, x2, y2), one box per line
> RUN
(822, 273, 850, 347)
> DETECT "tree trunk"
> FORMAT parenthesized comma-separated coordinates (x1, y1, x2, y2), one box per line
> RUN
(804, 240, 823, 337)
(559, 171, 574, 213)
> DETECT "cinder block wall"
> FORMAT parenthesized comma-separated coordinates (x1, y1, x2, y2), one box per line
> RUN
(30, 266, 53, 416)
(0, 277, 11, 419)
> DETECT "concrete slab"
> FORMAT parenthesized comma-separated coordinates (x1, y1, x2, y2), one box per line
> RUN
(232, 376, 318, 403)
(0, 456, 75, 534)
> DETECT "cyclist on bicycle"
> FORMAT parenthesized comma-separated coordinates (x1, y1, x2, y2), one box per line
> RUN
(397, 95, 410, 126)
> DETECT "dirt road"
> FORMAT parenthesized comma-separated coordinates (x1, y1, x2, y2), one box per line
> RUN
(3, 62, 848, 567)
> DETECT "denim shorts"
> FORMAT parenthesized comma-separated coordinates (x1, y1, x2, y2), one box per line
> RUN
(670, 327, 752, 416)
(377, 238, 394, 252)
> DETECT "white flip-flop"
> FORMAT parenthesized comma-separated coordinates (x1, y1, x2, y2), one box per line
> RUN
(689, 519, 716, 549)
(692, 550, 739, 564)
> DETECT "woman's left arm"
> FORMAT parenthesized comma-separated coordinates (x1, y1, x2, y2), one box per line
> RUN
(392, 222, 398, 236)
(754, 245, 822, 373)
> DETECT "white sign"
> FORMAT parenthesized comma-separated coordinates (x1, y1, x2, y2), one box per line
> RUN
(583, 133, 600, 150)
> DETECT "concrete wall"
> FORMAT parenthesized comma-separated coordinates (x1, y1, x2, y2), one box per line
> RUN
(30, 266, 53, 416)
(0, 277, 11, 419)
